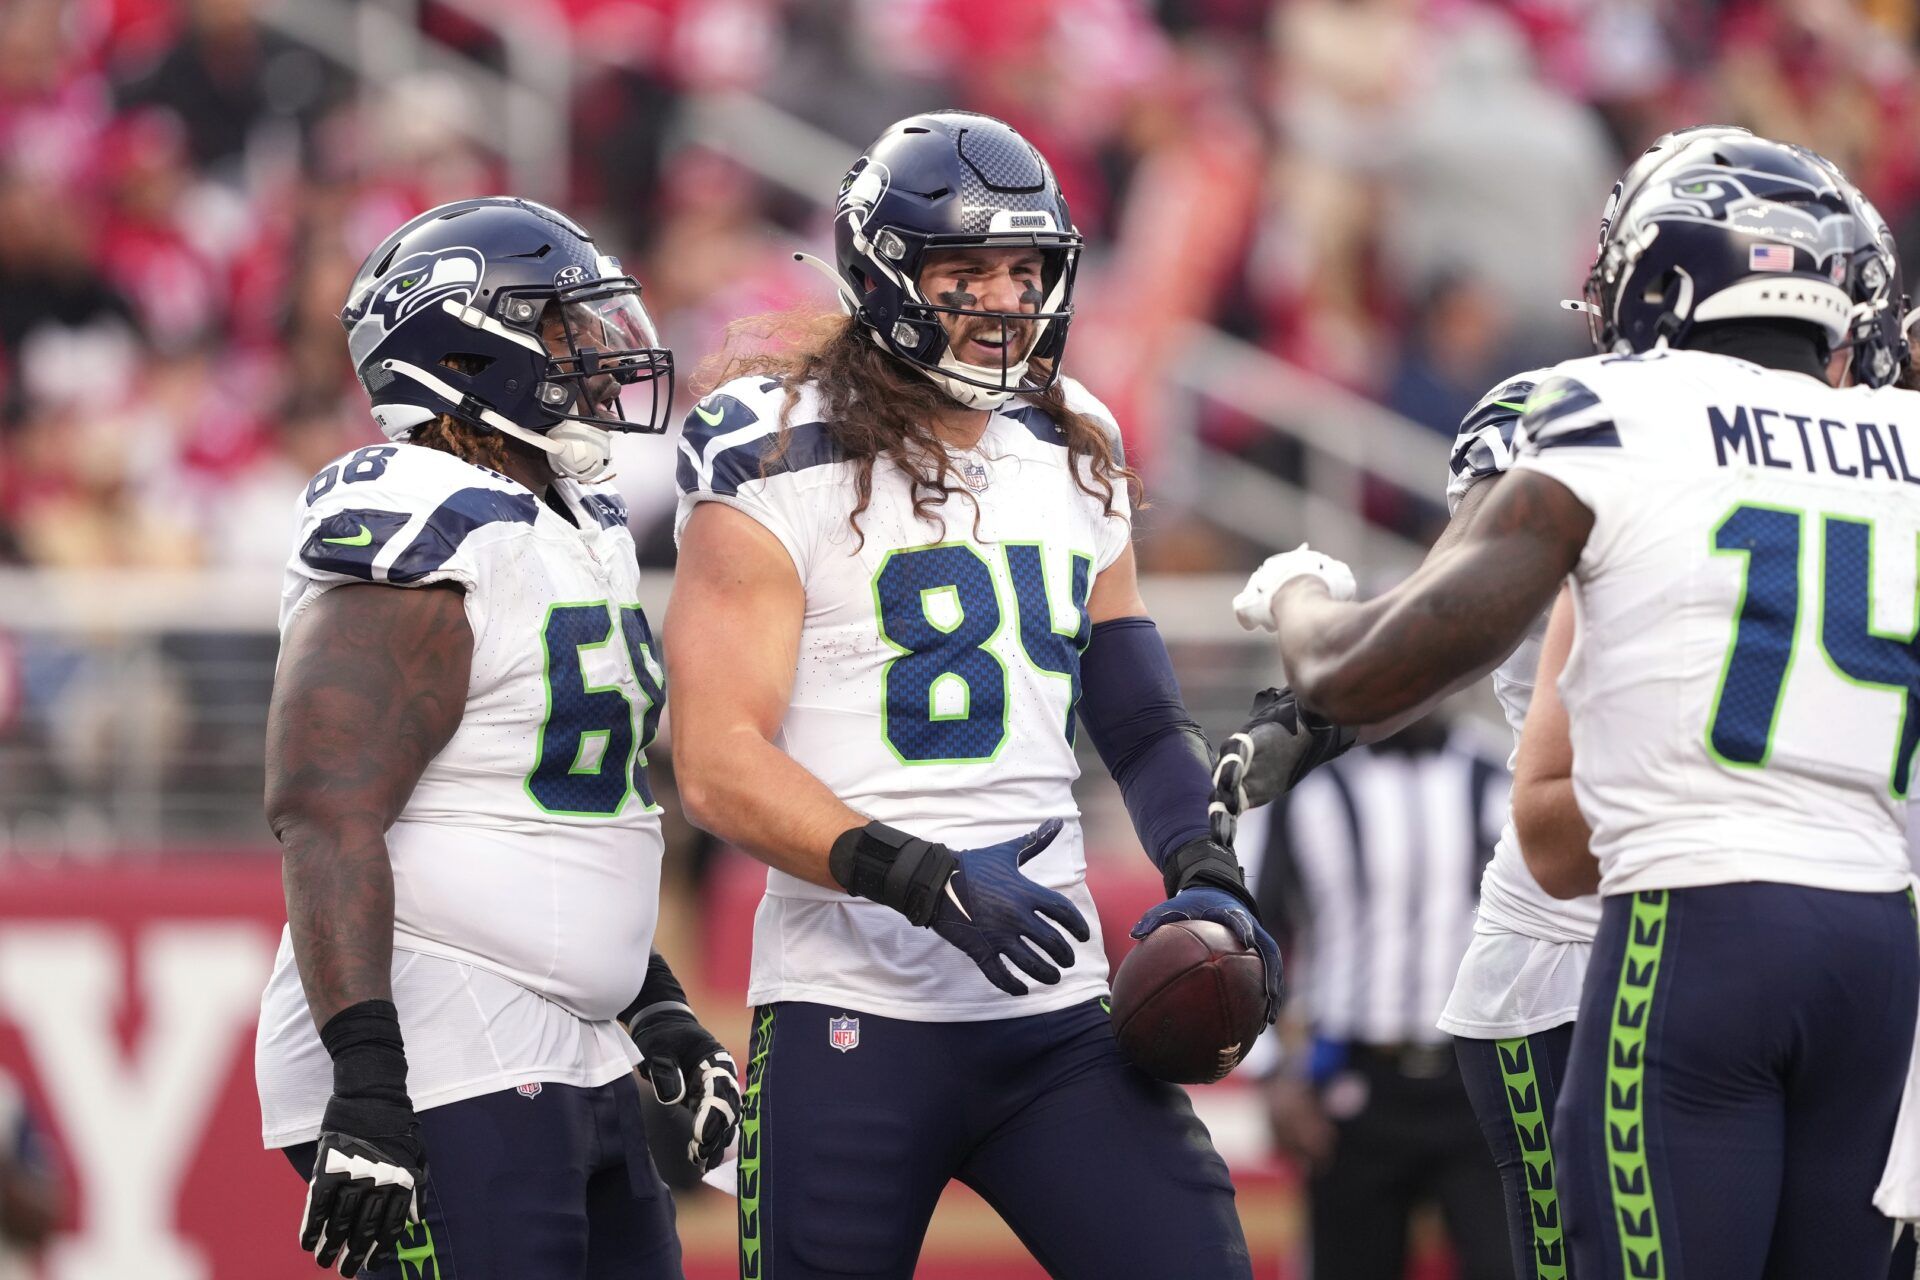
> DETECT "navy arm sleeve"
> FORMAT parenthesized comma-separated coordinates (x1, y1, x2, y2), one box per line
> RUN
(1076, 617, 1214, 872)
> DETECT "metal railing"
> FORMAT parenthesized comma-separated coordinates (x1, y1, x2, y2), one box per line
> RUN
(0, 570, 1290, 854)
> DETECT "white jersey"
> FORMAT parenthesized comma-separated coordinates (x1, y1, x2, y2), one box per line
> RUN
(1513, 349, 1919, 896)
(257, 442, 659, 1145)
(1438, 372, 1602, 1040)
(675, 374, 1133, 1021)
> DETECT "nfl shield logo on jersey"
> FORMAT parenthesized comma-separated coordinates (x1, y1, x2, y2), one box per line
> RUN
(516, 1082, 543, 1099)
(960, 458, 990, 492)
(829, 1015, 860, 1052)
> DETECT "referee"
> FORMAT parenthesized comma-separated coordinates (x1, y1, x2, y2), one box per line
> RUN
(1239, 711, 1511, 1280)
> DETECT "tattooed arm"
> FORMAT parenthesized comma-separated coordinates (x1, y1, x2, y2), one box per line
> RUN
(1275, 470, 1593, 725)
(264, 582, 471, 1028)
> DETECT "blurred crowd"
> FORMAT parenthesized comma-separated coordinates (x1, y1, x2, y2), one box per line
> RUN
(3, 0, 1920, 575)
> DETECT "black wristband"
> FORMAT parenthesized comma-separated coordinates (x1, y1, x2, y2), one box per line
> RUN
(619, 951, 692, 1033)
(319, 999, 412, 1108)
(828, 821, 957, 926)
(1162, 837, 1262, 918)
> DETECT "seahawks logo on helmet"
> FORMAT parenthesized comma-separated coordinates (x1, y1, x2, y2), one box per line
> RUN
(359, 247, 485, 331)
(1638, 166, 1858, 266)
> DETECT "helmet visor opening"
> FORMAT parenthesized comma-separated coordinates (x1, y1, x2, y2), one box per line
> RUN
(899, 235, 1080, 394)
(534, 280, 675, 433)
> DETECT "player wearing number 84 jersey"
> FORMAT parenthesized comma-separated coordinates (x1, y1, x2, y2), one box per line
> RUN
(667, 112, 1273, 1280)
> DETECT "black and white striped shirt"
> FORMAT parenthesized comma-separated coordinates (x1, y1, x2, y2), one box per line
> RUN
(1240, 727, 1508, 1047)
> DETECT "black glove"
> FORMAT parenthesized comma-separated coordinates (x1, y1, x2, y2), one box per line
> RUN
(1210, 686, 1356, 846)
(621, 954, 743, 1173)
(302, 1001, 426, 1277)
(626, 1007, 743, 1172)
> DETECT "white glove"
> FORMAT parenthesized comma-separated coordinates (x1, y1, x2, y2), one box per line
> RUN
(1232, 544, 1357, 632)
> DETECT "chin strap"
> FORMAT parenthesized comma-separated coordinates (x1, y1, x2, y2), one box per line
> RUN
(488, 417, 615, 484)
(380, 358, 614, 483)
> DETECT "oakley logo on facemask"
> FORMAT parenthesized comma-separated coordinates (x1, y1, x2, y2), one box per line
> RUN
(364, 248, 484, 330)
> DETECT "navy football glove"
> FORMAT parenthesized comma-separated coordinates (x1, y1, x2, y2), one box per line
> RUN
(828, 817, 1090, 995)
(1132, 885, 1283, 1025)
(930, 819, 1092, 995)
(625, 1008, 742, 1172)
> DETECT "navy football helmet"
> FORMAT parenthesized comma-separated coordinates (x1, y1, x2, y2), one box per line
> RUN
(341, 197, 672, 481)
(1832, 181, 1908, 387)
(1589, 125, 1754, 265)
(1583, 134, 1877, 361)
(829, 112, 1081, 409)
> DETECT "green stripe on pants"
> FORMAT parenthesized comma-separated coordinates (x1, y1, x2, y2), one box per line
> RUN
(1496, 1036, 1568, 1280)
(1608, 890, 1669, 1279)
(739, 1005, 775, 1280)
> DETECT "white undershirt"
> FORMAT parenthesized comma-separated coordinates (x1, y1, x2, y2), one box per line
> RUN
(255, 929, 639, 1149)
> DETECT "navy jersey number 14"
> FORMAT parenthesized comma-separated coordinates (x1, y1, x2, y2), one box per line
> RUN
(1707, 504, 1920, 796)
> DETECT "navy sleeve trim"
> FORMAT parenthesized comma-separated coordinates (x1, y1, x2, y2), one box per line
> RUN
(387, 487, 539, 583)
(1529, 421, 1622, 450)
(1521, 376, 1603, 431)
(298, 509, 415, 581)
(680, 392, 763, 457)
(700, 421, 846, 497)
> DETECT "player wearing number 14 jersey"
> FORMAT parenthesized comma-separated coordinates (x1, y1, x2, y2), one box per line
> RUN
(667, 113, 1277, 1280)
(256, 198, 739, 1278)
(1242, 134, 1920, 1277)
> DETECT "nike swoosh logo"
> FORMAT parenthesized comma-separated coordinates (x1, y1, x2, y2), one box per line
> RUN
(692, 402, 726, 427)
(322, 525, 373, 547)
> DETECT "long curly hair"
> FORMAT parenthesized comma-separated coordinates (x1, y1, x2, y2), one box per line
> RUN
(406, 353, 523, 474)
(696, 310, 1141, 547)
(408, 414, 517, 474)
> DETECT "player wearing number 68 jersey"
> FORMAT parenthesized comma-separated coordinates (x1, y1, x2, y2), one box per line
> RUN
(667, 113, 1273, 1280)
(255, 198, 738, 1279)
(1244, 134, 1920, 1278)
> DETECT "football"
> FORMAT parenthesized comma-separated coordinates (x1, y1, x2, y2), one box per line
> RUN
(1109, 919, 1269, 1085)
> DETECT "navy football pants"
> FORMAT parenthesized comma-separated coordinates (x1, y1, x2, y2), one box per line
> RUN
(1457, 1022, 1577, 1280)
(1556, 884, 1918, 1280)
(736, 998, 1252, 1280)
(286, 1074, 682, 1279)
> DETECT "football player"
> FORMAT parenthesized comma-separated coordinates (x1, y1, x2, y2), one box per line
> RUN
(1219, 126, 1762, 1280)
(664, 112, 1280, 1280)
(257, 197, 740, 1279)
(1234, 134, 1920, 1276)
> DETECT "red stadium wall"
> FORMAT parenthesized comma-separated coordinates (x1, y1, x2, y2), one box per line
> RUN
(0, 862, 291, 1279)
(0, 859, 1462, 1280)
